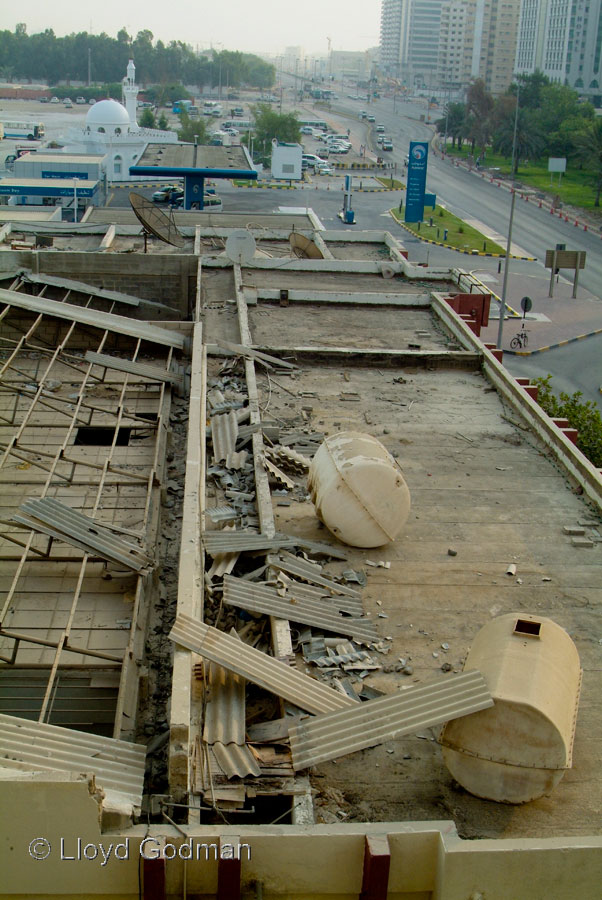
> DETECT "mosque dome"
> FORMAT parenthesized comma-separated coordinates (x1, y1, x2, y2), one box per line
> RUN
(85, 99, 132, 134)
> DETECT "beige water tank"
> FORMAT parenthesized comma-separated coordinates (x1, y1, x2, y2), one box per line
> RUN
(440, 613, 581, 804)
(307, 431, 411, 548)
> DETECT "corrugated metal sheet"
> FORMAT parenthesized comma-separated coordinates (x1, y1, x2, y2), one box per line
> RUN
(169, 614, 357, 714)
(225, 450, 248, 470)
(212, 742, 261, 779)
(211, 409, 239, 463)
(267, 551, 362, 599)
(223, 576, 378, 644)
(12, 497, 153, 572)
(0, 286, 185, 349)
(17, 272, 142, 307)
(202, 532, 296, 556)
(203, 663, 245, 745)
(202, 532, 348, 560)
(267, 576, 363, 617)
(288, 670, 493, 770)
(0, 713, 145, 812)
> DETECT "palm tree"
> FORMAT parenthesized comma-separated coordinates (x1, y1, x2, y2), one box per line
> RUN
(572, 119, 602, 206)
(493, 104, 544, 175)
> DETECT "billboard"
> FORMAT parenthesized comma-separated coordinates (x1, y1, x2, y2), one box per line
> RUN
(405, 141, 428, 223)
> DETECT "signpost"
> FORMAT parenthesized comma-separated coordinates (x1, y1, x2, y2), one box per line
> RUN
(404, 141, 428, 223)
(544, 249, 586, 298)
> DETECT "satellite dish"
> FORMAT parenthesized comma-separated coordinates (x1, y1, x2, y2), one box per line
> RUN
(225, 230, 257, 263)
(380, 263, 396, 279)
(129, 192, 186, 249)
(289, 232, 324, 259)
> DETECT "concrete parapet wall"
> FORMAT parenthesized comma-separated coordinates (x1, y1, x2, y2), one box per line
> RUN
(0, 252, 196, 316)
(2, 781, 601, 898)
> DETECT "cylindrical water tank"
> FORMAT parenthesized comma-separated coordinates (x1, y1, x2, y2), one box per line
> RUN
(440, 613, 581, 804)
(307, 431, 411, 548)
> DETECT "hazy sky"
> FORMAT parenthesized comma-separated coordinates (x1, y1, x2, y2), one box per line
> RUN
(7, 0, 380, 56)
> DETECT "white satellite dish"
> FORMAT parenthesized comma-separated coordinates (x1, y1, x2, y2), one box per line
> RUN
(225, 230, 257, 264)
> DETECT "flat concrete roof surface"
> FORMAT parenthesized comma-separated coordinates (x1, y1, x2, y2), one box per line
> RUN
(137, 141, 251, 171)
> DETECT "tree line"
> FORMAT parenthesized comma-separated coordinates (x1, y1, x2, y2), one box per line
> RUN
(436, 72, 602, 206)
(0, 25, 275, 91)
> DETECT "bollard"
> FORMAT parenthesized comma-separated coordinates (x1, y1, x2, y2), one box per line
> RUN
(483, 241, 487, 252)
(443, 228, 448, 240)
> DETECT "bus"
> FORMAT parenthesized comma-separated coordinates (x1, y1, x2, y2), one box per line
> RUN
(298, 118, 328, 132)
(1, 120, 45, 140)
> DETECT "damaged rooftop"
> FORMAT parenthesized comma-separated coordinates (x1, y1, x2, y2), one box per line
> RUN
(0, 216, 600, 899)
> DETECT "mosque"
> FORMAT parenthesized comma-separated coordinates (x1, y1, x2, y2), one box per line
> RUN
(59, 59, 179, 181)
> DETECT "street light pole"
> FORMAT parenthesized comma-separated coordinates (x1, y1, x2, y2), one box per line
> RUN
(496, 83, 520, 349)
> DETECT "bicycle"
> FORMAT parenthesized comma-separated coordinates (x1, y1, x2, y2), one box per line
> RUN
(510, 322, 529, 350)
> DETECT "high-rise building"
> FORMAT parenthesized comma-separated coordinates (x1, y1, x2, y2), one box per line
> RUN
(438, 0, 479, 91)
(472, 0, 523, 95)
(381, 0, 521, 94)
(514, 0, 602, 102)
(380, 0, 444, 88)
(380, 0, 405, 77)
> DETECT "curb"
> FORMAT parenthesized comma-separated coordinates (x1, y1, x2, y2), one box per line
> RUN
(390, 212, 535, 260)
(503, 326, 602, 356)
(436, 154, 600, 235)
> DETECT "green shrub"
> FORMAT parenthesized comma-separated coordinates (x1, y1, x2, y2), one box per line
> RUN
(533, 375, 602, 467)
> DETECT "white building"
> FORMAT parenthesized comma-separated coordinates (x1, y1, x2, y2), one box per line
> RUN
(59, 59, 179, 181)
(515, 0, 602, 102)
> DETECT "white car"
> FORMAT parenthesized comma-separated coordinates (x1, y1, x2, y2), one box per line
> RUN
(300, 126, 314, 135)
(316, 163, 333, 175)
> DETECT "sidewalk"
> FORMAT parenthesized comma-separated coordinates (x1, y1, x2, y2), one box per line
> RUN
(479, 269, 602, 354)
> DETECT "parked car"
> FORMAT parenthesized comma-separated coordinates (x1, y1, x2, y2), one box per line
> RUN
(40, 96, 49, 103)
(75, 96, 86, 105)
(63, 98, 72, 106)
(50, 96, 60, 104)
(302, 153, 327, 169)
(152, 186, 183, 203)
(328, 144, 349, 154)
(300, 126, 314, 135)
(316, 163, 333, 175)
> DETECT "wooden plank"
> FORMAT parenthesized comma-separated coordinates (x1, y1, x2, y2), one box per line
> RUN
(209, 339, 298, 370)
(84, 351, 182, 387)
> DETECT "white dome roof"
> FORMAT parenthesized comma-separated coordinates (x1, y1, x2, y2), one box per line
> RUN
(86, 99, 131, 128)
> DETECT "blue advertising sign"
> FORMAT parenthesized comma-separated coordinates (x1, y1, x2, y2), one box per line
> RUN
(404, 141, 428, 223)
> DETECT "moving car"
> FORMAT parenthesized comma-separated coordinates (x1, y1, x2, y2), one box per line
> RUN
(376, 124, 385, 133)
(381, 139, 393, 151)
(367, 114, 376, 122)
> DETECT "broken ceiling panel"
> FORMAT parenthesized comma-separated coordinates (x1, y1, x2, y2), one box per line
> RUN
(0, 713, 146, 814)
(222, 575, 378, 644)
(169, 614, 357, 714)
(288, 670, 493, 770)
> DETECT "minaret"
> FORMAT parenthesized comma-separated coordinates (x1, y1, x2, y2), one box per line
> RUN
(122, 58, 138, 127)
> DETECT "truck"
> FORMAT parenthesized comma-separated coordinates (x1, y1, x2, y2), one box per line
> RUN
(173, 100, 192, 114)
